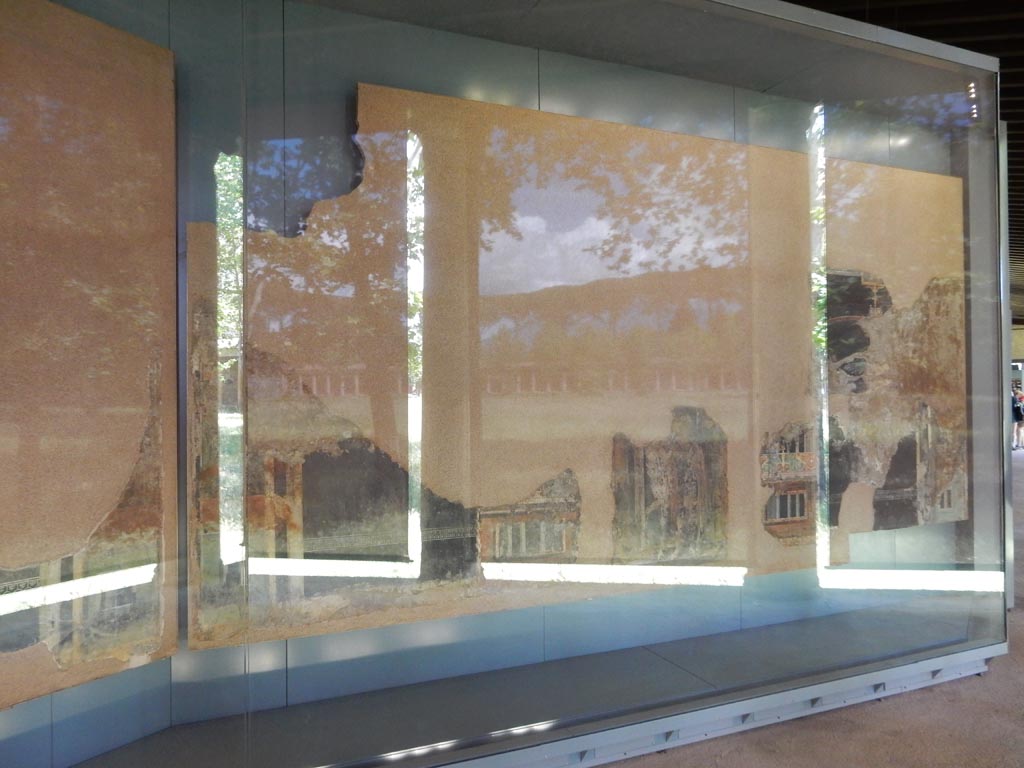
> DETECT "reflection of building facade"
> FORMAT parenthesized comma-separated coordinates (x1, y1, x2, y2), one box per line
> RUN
(248, 363, 410, 401)
(481, 363, 745, 396)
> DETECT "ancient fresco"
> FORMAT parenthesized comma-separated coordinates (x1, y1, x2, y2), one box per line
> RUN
(478, 470, 581, 564)
(826, 269, 967, 533)
(824, 158, 967, 547)
(0, 1, 177, 707)
(188, 83, 765, 645)
(186, 83, 968, 645)
(612, 408, 728, 562)
(757, 263, 966, 552)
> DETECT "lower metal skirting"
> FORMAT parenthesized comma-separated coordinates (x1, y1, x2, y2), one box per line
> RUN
(443, 644, 1003, 768)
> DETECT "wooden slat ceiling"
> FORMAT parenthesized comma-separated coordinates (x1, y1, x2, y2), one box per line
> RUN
(788, 0, 1021, 323)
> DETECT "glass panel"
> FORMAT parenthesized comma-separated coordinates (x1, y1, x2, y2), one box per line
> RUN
(181, 0, 249, 653)
(0, 0, 177, 708)
(0, 0, 1006, 764)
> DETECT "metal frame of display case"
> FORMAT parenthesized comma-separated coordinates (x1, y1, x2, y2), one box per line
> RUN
(718, 0, 996, 70)
(0, 1, 1008, 767)
(434, 645, 998, 768)
(514, 6, 1004, 767)
(1000, 119, 1015, 608)
(418, 3, 1014, 765)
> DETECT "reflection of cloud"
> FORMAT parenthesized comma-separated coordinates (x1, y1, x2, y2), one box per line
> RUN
(480, 129, 750, 296)
(480, 291, 735, 352)
(479, 316, 517, 342)
(566, 310, 612, 335)
(479, 312, 544, 347)
(481, 213, 615, 295)
(318, 228, 349, 250)
(614, 299, 677, 334)
(688, 298, 742, 330)
(480, 202, 746, 297)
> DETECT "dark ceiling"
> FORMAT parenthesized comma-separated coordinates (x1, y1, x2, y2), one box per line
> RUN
(787, 0, 1023, 323)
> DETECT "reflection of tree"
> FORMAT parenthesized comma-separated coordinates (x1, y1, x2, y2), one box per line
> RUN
(246, 137, 351, 237)
(259, 89, 755, 435)
(246, 131, 410, 455)
(484, 125, 749, 275)
(407, 288, 423, 394)
(215, 154, 243, 362)
(874, 92, 980, 143)
(0, 57, 172, 568)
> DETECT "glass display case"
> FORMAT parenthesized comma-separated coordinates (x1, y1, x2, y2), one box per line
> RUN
(0, 1, 1006, 766)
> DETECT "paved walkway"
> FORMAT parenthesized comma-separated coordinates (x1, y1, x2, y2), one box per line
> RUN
(618, 453, 1024, 768)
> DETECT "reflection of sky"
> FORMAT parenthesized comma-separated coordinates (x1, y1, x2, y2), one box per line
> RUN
(258, 130, 749, 298)
(689, 298, 741, 330)
(480, 157, 745, 296)
(876, 91, 984, 137)
(480, 313, 543, 346)
(481, 210, 616, 296)
(615, 300, 677, 334)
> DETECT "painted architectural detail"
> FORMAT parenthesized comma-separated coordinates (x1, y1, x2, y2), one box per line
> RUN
(760, 423, 816, 541)
(248, 439, 584, 576)
(478, 470, 581, 563)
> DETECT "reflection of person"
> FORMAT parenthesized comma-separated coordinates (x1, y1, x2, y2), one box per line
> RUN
(1013, 385, 1024, 449)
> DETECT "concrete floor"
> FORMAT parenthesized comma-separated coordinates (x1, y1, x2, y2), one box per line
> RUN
(618, 453, 1024, 768)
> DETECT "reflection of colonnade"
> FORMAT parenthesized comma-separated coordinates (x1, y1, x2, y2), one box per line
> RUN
(481, 366, 747, 396)
(246, 364, 749, 399)
(263, 366, 407, 399)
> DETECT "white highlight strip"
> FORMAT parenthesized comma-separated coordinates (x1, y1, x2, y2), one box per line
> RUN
(248, 557, 420, 579)
(249, 511, 422, 579)
(489, 719, 557, 738)
(480, 562, 746, 587)
(0, 564, 158, 617)
(381, 739, 458, 762)
(818, 568, 1004, 592)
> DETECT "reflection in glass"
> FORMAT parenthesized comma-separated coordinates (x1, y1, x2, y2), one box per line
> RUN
(0, 0, 176, 707)
(188, 80, 997, 667)
(192, 82, 822, 644)
(216, 153, 246, 570)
